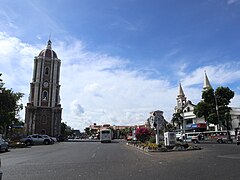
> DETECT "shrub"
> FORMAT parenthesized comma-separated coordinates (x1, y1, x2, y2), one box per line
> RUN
(148, 136, 156, 143)
(147, 142, 158, 150)
(135, 127, 151, 142)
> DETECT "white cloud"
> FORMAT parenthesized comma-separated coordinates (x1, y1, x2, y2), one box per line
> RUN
(230, 94, 240, 107)
(182, 64, 240, 88)
(1, 32, 240, 131)
(227, 0, 240, 5)
(0, 32, 39, 88)
(71, 100, 85, 115)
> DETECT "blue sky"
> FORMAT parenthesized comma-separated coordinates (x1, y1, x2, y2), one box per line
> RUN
(1, 0, 240, 131)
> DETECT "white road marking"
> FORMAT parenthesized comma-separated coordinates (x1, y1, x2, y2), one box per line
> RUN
(135, 148, 153, 156)
(218, 154, 240, 160)
(92, 153, 96, 158)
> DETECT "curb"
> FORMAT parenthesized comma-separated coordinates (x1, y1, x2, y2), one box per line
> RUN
(126, 142, 202, 153)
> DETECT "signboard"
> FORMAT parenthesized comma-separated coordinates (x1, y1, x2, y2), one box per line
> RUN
(191, 124, 197, 128)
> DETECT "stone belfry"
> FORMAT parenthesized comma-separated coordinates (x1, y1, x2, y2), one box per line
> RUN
(175, 83, 187, 112)
(25, 40, 62, 136)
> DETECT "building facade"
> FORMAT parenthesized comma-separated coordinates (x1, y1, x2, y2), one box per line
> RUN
(25, 40, 62, 136)
(174, 72, 240, 133)
(174, 83, 206, 132)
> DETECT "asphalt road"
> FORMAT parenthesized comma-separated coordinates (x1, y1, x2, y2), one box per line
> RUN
(1, 140, 240, 180)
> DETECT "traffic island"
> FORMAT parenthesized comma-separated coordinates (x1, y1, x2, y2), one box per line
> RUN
(126, 141, 202, 152)
(173, 142, 202, 151)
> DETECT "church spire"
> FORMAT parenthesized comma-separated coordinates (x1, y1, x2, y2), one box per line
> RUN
(203, 71, 212, 91)
(178, 82, 185, 97)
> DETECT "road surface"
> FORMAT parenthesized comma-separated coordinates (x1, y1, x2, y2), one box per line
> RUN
(1, 140, 240, 180)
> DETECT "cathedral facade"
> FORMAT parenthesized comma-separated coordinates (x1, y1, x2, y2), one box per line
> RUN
(174, 73, 240, 133)
(25, 40, 62, 136)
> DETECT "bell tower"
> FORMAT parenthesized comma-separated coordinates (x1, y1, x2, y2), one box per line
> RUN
(25, 40, 62, 136)
(175, 83, 187, 112)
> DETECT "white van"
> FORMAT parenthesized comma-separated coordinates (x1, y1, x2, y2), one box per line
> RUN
(179, 132, 200, 143)
(100, 129, 112, 143)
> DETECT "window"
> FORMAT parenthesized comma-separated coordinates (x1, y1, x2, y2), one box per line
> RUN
(32, 135, 37, 138)
(102, 130, 111, 134)
(42, 91, 48, 100)
(41, 115, 47, 124)
(45, 67, 49, 75)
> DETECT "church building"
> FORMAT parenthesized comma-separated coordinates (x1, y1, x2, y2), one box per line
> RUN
(174, 81, 206, 132)
(25, 40, 62, 136)
(174, 72, 240, 133)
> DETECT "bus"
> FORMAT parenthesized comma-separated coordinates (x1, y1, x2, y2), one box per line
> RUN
(100, 129, 112, 143)
(201, 130, 232, 143)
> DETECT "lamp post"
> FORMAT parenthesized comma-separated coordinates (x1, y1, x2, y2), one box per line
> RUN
(181, 111, 185, 133)
(214, 93, 220, 130)
(181, 110, 186, 143)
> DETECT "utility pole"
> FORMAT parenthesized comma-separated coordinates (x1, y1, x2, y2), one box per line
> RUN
(214, 93, 220, 130)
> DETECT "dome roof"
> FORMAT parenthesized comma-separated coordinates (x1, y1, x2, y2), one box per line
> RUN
(38, 40, 58, 59)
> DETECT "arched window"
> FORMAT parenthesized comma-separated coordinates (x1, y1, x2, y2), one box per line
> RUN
(41, 129, 46, 134)
(45, 67, 49, 75)
(41, 115, 47, 124)
(42, 91, 48, 100)
(187, 107, 190, 112)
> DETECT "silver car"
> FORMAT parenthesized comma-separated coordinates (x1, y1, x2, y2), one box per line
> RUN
(21, 134, 53, 146)
(0, 138, 9, 152)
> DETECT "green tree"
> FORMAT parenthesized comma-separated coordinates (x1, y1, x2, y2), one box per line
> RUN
(194, 87, 234, 129)
(0, 73, 24, 136)
(171, 110, 183, 129)
(61, 122, 74, 136)
(121, 127, 132, 139)
(194, 101, 211, 123)
(165, 122, 174, 131)
(61, 122, 67, 135)
(84, 127, 91, 135)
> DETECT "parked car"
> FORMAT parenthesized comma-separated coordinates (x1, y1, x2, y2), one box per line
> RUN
(42, 135, 56, 144)
(126, 135, 133, 141)
(20, 134, 53, 146)
(0, 158, 2, 180)
(0, 138, 9, 152)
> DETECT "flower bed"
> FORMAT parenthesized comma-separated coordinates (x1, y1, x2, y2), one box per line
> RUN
(127, 141, 201, 152)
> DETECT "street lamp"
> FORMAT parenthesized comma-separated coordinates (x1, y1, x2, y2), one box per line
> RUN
(214, 93, 220, 130)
